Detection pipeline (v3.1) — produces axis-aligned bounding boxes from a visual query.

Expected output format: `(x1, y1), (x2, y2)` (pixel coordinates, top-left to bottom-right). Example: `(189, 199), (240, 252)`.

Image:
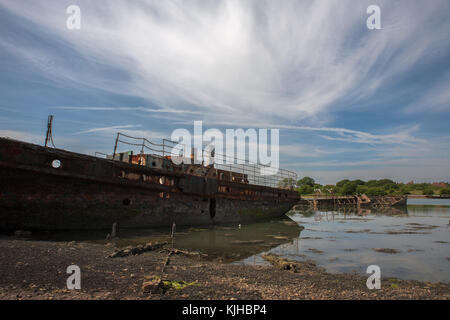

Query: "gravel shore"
(0, 238), (448, 300)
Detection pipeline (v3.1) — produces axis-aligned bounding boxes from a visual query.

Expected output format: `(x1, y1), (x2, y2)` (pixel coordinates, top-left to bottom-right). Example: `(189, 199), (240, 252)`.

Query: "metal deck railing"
(97, 132), (297, 189)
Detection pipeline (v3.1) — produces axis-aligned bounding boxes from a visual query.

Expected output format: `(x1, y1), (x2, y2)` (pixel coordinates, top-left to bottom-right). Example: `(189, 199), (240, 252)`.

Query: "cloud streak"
(75, 124), (142, 135)
(1, 0), (449, 183)
(2, 0), (449, 124)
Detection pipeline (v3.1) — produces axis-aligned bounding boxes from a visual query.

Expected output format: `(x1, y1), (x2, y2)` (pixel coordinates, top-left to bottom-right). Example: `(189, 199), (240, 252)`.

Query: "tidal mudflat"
(0, 237), (448, 300)
(238, 199), (450, 284)
(0, 199), (448, 299)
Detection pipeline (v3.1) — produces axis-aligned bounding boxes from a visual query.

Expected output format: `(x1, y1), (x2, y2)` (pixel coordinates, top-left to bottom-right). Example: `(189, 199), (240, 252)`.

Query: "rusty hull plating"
(0, 138), (300, 230)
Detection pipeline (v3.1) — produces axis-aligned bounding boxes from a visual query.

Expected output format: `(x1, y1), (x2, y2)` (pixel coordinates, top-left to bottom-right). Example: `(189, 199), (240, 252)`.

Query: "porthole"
(51, 159), (61, 168)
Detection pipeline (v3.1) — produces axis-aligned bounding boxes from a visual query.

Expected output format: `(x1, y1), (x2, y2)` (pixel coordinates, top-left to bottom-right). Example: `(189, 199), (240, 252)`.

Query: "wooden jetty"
(294, 195), (407, 210)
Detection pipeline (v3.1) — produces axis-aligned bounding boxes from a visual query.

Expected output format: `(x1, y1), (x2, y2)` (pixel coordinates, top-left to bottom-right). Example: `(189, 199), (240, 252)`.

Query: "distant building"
(406, 180), (414, 185)
(432, 182), (449, 188)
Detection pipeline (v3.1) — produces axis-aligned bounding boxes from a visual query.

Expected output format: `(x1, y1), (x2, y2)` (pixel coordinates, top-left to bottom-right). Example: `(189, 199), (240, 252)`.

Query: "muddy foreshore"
(0, 238), (449, 300)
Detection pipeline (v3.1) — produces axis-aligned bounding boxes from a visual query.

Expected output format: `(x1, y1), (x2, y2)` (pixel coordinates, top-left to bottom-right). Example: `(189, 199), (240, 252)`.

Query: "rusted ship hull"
(0, 138), (299, 230)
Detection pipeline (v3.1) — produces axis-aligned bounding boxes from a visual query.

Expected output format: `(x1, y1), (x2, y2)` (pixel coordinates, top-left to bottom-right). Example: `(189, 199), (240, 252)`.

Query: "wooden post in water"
(171, 223), (176, 249)
(111, 222), (117, 238)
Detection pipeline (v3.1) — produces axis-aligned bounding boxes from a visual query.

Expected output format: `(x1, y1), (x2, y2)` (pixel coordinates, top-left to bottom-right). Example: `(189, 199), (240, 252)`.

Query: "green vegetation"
(296, 176), (315, 187)
(295, 176), (317, 195)
(162, 280), (199, 290)
(294, 177), (449, 196)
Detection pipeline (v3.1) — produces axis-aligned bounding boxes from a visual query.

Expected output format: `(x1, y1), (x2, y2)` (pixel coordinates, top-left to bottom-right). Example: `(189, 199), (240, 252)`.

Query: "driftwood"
(262, 253), (317, 273)
(107, 242), (167, 258)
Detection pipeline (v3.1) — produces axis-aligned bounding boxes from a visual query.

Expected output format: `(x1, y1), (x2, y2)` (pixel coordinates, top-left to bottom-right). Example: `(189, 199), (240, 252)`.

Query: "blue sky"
(0, 0), (449, 184)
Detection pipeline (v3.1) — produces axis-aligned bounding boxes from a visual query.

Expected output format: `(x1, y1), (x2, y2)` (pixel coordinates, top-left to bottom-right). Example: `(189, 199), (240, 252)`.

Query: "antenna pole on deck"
(139, 138), (145, 165)
(112, 133), (119, 159)
(44, 115), (55, 148)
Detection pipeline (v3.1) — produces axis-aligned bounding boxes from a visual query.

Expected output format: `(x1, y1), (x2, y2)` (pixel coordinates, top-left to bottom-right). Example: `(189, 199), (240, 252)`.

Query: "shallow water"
(19, 218), (303, 263)
(237, 199), (450, 283)
(12, 199), (449, 283)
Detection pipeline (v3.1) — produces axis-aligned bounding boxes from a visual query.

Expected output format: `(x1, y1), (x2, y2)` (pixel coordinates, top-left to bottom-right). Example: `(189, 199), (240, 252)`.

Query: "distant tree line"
(290, 177), (450, 196)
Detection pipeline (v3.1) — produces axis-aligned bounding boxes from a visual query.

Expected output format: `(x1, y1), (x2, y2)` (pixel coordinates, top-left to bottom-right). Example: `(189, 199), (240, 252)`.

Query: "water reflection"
(299, 206), (409, 219)
(238, 200), (450, 283)
(18, 217), (303, 263)
(171, 218), (303, 262)
(8, 199), (449, 283)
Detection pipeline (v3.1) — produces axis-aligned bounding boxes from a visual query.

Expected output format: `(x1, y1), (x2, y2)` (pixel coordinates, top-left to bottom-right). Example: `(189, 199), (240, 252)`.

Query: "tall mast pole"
(45, 115), (54, 147)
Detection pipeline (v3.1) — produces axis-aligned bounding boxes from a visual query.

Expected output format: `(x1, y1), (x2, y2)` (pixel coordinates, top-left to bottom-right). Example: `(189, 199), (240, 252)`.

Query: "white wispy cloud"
(278, 125), (425, 146)
(55, 106), (205, 115)
(75, 124), (142, 134)
(1, 0), (449, 183)
(74, 125), (166, 141)
(0, 129), (42, 144)
(1, 0), (449, 124)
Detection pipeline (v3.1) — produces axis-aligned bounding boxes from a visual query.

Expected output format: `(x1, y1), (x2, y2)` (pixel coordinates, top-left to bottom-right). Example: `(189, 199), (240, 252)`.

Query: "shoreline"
(0, 238), (448, 300)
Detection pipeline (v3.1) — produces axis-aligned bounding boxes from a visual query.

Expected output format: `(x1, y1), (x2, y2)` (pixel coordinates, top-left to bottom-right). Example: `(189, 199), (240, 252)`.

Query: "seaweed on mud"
(405, 223), (439, 230)
(371, 230), (431, 235)
(230, 240), (265, 244)
(108, 242), (167, 258)
(345, 229), (371, 234)
(373, 248), (401, 254)
(262, 254), (317, 273)
(300, 237), (323, 240)
(307, 248), (324, 254)
(407, 249), (424, 252)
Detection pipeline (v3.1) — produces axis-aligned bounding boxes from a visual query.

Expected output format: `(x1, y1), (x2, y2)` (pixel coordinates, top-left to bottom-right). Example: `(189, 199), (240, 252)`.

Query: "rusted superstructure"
(0, 138), (299, 230)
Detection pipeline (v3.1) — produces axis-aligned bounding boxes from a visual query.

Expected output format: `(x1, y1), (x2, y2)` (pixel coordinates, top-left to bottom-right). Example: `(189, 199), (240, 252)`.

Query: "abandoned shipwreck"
(0, 136), (299, 230)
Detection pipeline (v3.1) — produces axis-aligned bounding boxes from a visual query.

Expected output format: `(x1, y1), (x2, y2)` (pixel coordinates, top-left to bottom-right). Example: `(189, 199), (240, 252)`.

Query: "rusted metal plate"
(178, 175), (218, 196)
